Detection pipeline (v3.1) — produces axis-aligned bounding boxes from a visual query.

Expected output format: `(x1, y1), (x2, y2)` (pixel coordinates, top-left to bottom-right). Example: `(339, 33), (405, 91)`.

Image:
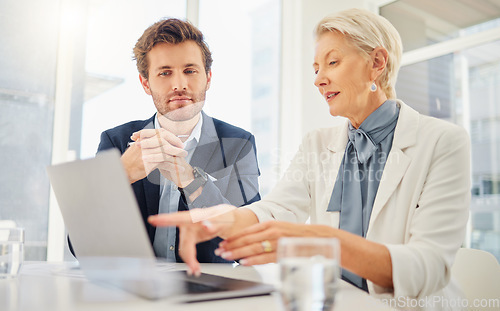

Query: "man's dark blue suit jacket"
(96, 112), (261, 263)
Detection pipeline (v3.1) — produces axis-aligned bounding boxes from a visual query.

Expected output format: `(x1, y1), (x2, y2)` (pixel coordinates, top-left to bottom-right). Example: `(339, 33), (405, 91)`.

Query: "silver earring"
(370, 82), (377, 92)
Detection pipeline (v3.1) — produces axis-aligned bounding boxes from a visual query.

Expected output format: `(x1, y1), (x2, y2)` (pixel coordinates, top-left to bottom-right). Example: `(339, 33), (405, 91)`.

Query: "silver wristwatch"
(179, 167), (208, 198)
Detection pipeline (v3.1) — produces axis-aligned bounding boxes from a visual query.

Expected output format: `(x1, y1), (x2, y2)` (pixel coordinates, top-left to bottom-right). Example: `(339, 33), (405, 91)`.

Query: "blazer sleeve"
(384, 125), (471, 298)
(245, 132), (314, 223)
(98, 131), (114, 151)
(97, 130), (127, 154)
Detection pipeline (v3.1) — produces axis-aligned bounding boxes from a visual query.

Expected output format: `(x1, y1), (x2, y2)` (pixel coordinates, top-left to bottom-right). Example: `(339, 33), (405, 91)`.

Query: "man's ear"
(139, 74), (152, 95)
(205, 70), (212, 91)
(370, 47), (388, 81)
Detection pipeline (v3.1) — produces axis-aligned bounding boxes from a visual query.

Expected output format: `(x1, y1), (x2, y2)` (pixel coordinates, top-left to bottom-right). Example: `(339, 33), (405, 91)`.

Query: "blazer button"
(169, 245), (174, 251)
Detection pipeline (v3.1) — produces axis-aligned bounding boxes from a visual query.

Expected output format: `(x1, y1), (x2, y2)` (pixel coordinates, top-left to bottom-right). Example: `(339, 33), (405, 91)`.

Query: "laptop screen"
(46, 149), (274, 301)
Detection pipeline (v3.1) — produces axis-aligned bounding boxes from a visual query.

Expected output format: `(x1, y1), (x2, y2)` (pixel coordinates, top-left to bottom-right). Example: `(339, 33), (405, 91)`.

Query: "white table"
(0, 262), (393, 311)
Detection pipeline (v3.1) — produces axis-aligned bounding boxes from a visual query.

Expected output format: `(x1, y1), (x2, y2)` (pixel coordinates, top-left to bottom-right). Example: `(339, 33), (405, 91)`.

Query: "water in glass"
(0, 241), (23, 278)
(280, 255), (339, 311)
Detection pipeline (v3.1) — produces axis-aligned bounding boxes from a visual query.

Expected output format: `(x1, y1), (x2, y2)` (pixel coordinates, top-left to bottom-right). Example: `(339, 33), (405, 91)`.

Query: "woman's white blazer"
(247, 100), (470, 303)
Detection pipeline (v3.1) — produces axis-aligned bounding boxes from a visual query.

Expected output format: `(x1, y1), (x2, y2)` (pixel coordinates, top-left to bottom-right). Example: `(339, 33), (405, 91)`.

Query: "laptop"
(46, 149), (274, 301)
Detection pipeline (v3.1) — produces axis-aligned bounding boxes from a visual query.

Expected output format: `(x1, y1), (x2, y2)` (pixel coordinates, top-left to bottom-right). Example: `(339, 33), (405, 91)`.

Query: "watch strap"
(179, 167), (208, 198)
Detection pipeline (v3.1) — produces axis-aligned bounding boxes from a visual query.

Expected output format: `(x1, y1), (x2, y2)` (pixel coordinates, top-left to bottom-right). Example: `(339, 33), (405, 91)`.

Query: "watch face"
(194, 167), (208, 181)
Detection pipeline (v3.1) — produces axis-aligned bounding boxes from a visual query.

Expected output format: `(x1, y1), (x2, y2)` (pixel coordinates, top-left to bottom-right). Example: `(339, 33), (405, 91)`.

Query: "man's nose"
(172, 74), (188, 91)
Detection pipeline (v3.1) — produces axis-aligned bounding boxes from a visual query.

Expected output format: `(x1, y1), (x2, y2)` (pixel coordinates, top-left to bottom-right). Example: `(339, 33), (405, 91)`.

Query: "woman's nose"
(314, 70), (328, 88)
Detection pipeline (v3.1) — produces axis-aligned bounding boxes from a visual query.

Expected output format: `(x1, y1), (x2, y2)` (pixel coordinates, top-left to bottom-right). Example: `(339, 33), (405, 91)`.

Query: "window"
(198, 0), (281, 195)
(0, 0), (187, 261)
(381, 0), (500, 52)
(0, 0), (61, 260)
(381, 0), (500, 261)
(1, 0), (283, 260)
(79, 0), (187, 159)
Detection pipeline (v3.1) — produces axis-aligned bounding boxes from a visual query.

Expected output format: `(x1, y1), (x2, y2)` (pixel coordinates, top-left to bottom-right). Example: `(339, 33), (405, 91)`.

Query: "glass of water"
(0, 227), (24, 278)
(278, 237), (340, 311)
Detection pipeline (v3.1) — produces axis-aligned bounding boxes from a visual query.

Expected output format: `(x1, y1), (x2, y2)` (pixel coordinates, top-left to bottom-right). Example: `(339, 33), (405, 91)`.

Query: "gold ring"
(261, 240), (273, 253)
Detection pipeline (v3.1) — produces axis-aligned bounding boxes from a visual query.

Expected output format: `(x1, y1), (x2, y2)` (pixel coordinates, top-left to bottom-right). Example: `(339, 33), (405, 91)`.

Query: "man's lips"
(169, 96), (192, 103)
(324, 91), (340, 101)
(168, 96), (193, 107)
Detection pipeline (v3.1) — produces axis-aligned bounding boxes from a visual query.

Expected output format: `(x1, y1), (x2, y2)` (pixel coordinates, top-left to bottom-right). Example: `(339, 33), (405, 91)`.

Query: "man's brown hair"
(133, 18), (213, 79)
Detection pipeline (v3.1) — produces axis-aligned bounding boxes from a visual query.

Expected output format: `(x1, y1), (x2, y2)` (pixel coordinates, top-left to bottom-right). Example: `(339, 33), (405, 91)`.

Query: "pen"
(127, 134), (189, 147)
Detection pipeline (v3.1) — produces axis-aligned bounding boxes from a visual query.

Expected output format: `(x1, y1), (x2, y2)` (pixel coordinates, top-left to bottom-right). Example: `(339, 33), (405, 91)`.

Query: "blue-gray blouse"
(327, 99), (400, 290)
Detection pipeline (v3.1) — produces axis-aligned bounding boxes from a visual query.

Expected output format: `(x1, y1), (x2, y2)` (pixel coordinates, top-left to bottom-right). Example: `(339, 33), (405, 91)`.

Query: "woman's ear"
(370, 47), (388, 81)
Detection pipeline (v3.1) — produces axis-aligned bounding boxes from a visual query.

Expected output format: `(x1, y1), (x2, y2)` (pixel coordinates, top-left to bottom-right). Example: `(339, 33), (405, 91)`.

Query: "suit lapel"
(327, 119), (349, 154)
(190, 111), (220, 169)
(369, 101), (419, 227)
(177, 112), (219, 215)
(324, 120), (349, 210)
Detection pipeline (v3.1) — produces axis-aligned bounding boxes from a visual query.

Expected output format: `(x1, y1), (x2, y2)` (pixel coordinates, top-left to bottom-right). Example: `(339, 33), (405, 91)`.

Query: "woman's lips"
(325, 92), (340, 102)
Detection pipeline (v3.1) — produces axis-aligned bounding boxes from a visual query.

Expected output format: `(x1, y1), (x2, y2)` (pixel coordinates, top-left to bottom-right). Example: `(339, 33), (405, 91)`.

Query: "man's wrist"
(179, 167), (208, 199)
(121, 158), (142, 184)
(121, 143), (147, 184)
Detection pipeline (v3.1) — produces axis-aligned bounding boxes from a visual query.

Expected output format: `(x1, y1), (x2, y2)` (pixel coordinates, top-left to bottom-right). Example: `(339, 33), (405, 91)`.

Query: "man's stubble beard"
(151, 89), (206, 122)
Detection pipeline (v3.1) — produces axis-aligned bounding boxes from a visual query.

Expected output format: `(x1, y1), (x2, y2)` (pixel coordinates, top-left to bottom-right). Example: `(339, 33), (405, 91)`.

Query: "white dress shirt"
(153, 114), (203, 261)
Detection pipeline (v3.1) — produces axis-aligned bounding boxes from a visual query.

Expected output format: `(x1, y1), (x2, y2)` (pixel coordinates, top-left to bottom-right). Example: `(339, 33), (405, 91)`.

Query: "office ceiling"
(381, 0), (500, 52)
(399, 0), (500, 30)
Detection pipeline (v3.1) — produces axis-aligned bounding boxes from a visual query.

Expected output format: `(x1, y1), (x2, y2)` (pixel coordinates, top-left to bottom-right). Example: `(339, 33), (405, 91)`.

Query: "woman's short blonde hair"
(315, 8), (402, 99)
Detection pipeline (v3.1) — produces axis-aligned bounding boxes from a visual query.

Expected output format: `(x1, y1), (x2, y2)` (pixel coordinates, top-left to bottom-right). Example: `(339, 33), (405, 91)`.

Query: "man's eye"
(159, 72), (170, 76)
(185, 69), (196, 74)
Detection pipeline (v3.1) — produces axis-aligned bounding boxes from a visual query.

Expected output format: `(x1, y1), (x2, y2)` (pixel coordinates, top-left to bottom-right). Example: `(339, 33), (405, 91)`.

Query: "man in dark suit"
(96, 18), (260, 263)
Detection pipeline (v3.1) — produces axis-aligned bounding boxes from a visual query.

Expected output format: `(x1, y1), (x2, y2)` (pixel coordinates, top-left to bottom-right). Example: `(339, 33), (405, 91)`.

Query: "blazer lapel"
(324, 120), (349, 209)
(327, 119), (349, 154)
(190, 111), (220, 169)
(177, 112), (219, 215)
(369, 101), (418, 226)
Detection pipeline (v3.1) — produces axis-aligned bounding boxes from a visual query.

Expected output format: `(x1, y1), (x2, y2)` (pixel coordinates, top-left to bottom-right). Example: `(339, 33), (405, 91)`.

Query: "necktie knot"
(348, 127), (377, 164)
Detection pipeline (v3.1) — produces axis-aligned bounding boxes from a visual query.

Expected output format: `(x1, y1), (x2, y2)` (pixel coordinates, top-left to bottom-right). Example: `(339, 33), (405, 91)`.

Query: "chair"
(451, 248), (500, 310)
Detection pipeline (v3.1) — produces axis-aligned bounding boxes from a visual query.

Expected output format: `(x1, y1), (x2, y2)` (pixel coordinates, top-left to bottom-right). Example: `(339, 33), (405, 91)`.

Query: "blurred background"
(1, 0), (499, 263)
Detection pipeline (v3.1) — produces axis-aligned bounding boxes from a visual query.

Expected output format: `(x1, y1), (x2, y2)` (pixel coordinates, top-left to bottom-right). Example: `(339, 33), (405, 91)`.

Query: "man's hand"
(121, 142), (147, 184)
(126, 129), (194, 186)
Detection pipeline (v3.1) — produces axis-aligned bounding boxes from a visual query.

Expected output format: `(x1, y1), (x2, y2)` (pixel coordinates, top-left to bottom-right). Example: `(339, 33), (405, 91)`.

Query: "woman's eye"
(329, 61), (337, 65)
